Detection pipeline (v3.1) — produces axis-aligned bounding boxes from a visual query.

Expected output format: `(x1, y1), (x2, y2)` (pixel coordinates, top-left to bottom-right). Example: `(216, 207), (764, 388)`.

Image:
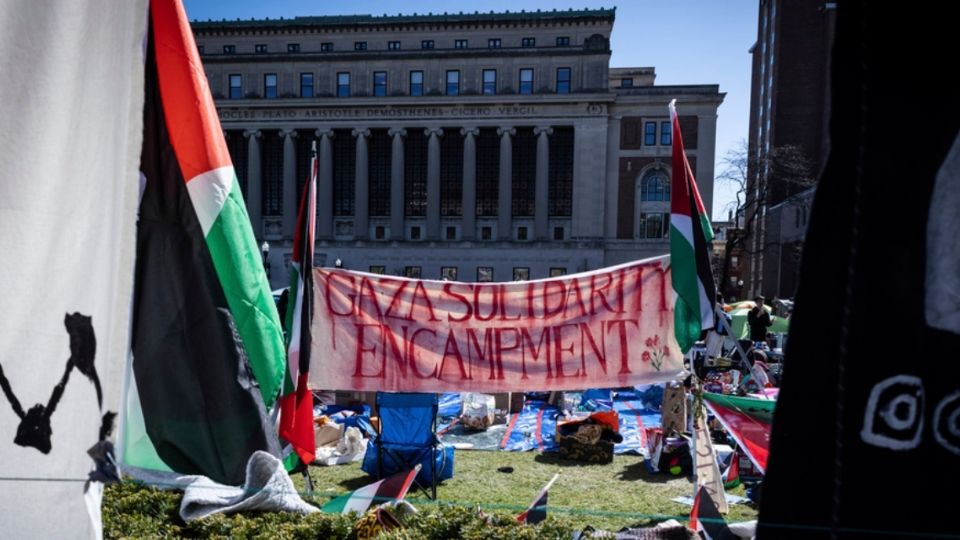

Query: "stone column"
(496, 127), (515, 241)
(352, 128), (370, 239)
(280, 129), (298, 238)
(389, 128), (406, 240)
(315, 129), (335, 239)
(243, 129), (262, 239)
(460, 127), (479, 241)
(696, 114), (718, 220)
(533, 126), (553, 240)
(425, 128), (443, 240)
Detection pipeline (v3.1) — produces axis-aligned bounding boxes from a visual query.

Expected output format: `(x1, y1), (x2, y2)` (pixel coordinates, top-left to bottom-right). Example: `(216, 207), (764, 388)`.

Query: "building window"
(488, 38), (501, 48)
(476, 128), (499, 217)
(375, 226), (386, 240)
(445, 226), (457, 240)
(368, 130), (392, 217)
(553, 227), (565, 240)
(228, 74), (242, 99)
(517, 226), (529, 240)
(369, 265), (385, 274)
(477, 267), (493, 282)
(388, 41), (401, 50)
(264, 73), (278, 99)
(638, 213), (670, 239)
(410, 226), (422, 240)
(660, 121), (672, 145)
(482, 69), (497, 95)
(446, 70), (460, 96)
(404, 266), (422, 278)
(421, 40), (434, 49)
(521, 37), (535, 47)
(441, 133), (464, 216)
(354, 41), (367, 51)
(300, 73), (313, 97)
(513, 267), (530, 281)
(261, 131), (283, 216)
(556, 36), (570, 46)
(512, 128), (536, 217)
(480, 226), (493, 240)
(455, 39), (468, 49)
(225, 131), (249, 196)
(255, 44), (267, 54)
(550, 267), (567, 277)
(549, 127), (574, 217)
(288, 43), (300, 53)
(519, 68), (534, 94)
(404, 131), (427, 216)
(640, 170), (671, 201)
(337, 72), (350, 97)
(409, 71), (424, 96)
(223, 44), (235, 54)
(332, 129), (356, 216)
(321, 42), (333, 52)
(556, 67), (571, 94)
(373, 71), (387, 97)
(198, 45), (205, 55)
(621, 78), (634, 88)
(644, 122), (657, 146)
(441, 267), (458, 281)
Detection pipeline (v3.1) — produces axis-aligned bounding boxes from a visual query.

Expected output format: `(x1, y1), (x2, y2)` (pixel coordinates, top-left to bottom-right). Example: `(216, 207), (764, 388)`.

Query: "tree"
(715, 142), (817, 299)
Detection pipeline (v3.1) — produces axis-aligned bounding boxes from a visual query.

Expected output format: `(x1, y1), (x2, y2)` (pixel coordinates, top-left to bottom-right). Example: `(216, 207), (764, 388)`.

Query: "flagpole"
(542, 472), (560, 494)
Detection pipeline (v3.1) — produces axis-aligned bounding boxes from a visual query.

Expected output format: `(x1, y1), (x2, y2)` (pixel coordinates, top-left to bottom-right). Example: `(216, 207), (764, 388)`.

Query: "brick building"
(745, 0), (835, 299)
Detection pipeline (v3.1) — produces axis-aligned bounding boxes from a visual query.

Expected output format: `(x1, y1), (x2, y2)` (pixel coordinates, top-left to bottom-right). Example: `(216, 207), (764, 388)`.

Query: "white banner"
(310, 256), (685, 392)
(0, 1), (147, 536)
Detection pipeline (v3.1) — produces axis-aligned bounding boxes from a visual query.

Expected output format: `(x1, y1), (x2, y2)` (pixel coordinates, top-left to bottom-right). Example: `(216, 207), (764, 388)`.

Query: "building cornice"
(192, 8), (616, 35)
(201, 47), (610, 64)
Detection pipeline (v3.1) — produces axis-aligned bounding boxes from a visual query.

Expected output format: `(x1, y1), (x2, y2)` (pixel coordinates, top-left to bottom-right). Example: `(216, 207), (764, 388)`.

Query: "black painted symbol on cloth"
(0, 312), (102, 454)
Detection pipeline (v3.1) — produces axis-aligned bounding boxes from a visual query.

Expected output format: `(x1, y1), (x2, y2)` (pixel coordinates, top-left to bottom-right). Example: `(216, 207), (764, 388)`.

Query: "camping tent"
(727, 303), (790, 340)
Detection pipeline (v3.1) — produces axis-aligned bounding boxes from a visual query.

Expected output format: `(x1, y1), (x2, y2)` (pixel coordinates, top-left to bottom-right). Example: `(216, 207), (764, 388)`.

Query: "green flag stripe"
(670, 219), (702, 352)
(204, 179), (286, 407)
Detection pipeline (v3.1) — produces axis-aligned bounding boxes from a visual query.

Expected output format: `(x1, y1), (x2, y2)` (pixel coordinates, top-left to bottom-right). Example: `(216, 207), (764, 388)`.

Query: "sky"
(183, 0), (759, 219)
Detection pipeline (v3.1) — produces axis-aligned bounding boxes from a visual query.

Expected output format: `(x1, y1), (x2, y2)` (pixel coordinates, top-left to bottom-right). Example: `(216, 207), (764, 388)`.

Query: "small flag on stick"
(322, 465), (420, 515)
(516, 472), (560, 525)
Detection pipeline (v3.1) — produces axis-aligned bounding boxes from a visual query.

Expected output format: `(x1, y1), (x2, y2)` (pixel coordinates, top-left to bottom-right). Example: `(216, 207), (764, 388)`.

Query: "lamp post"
(334, 257), (343, 269)
(261, 241), (271, 282)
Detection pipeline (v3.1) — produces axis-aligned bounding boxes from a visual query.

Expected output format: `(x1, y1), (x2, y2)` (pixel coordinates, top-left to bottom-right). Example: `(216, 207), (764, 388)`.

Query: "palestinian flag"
(690, 486), (735, 540)
(322, 466), (419, 515)
(125, 0), (286, 485)
(669, 99), (716, 353)
(721, 450), (741, 489)
(279, 143), (318, 466)
(516, 473), (559, 525)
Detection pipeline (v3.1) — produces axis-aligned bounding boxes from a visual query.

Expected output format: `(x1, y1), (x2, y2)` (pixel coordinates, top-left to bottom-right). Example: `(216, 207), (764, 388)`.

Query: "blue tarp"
(611, 388), (662, 456)
(566, 386), (663, 456)
(499, 400), (561, 452)
(438, 392), (461, 418)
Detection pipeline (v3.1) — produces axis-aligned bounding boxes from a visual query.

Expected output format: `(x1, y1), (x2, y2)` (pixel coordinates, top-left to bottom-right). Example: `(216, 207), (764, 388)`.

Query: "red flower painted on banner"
(643, 335), (667, 371)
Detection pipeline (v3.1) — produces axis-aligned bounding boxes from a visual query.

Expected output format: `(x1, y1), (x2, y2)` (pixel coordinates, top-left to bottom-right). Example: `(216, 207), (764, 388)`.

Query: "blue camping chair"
(363, 392), (451, 500)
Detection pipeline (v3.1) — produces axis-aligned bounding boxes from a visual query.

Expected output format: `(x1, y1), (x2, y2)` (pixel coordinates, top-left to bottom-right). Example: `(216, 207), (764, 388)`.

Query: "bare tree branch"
(714, 141), (816, 298)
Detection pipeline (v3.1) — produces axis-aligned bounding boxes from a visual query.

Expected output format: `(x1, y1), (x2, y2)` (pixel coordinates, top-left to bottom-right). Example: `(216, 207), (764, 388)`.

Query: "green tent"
(727, 303), (790, 340)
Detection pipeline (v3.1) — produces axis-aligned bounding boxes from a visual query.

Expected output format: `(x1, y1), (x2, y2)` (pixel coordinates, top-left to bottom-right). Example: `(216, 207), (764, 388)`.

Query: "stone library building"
(192, 8), (723, 287)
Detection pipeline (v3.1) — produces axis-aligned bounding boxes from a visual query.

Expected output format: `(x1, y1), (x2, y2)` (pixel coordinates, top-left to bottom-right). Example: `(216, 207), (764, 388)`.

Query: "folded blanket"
(177, 450), (318, 521)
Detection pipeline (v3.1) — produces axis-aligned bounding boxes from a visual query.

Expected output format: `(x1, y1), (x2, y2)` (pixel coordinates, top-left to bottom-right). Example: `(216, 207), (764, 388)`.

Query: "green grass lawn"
(103, 450), (759, 537)
(298, 450), (758, 532)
